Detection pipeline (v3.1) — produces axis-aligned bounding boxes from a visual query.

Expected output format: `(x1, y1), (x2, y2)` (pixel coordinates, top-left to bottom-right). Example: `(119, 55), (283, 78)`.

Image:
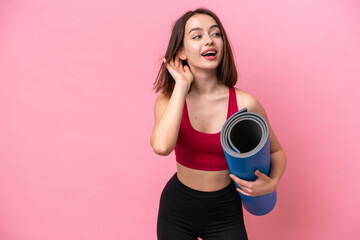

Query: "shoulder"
(233, 87), (258, 111)
(155, 92), (170, 105)
(233, 87), (267, 118)
(154, 92), (170, 118)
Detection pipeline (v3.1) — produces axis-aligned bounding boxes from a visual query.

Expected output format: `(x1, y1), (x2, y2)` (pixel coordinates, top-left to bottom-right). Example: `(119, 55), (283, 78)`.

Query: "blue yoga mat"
(220, 108), (277, 216)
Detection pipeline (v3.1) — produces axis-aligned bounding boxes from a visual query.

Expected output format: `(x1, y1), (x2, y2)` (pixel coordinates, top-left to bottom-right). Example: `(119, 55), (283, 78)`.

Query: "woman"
(150, 8), (286, 240)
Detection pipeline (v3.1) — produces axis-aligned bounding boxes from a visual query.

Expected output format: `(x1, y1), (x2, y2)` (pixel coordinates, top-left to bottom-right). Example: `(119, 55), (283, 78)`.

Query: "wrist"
(174, 81), (190, 94)
(270, 177), (280, 190)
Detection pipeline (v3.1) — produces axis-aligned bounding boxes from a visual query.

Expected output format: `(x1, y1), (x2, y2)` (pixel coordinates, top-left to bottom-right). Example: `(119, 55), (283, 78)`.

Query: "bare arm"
(150, 56), (194, 156)
(150, 83), (189, 155)
(230, 90), (286, 196)
(249, 97), (286, 188)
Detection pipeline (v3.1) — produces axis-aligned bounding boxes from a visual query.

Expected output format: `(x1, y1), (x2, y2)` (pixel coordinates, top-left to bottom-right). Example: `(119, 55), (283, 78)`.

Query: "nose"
(204, 34), (214, 45)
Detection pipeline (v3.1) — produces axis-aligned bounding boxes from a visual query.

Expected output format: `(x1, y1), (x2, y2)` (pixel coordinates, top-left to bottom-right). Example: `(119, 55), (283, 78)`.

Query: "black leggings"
(157, 173), (248, 240)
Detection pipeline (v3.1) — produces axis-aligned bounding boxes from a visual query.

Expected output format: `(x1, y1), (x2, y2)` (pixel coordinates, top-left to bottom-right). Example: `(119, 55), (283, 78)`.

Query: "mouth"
(201, 50), (218, 60)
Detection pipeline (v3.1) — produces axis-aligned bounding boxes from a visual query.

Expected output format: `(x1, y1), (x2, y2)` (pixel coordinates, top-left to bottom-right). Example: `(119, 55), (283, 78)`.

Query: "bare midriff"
(176, 162), (232, 192)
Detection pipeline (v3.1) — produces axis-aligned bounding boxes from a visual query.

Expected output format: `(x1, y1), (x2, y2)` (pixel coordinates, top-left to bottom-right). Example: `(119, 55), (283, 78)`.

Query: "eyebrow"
(188, 25), (220, 35)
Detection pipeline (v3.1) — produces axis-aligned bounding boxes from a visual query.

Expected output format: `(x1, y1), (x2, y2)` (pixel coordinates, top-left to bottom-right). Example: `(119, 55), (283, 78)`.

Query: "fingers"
(179, 58), (183, 71)
(162, 56), (184, 73)
(229, 174), (251, 188)
(162, 57), (170, 69)
(181, 60), (185, 71)
(255, 170), (271, 182)
(162, 56), (194, 85)
(230, 172), (275, 197)
(174, 55), (180, 68)
(163, 57), (174, 71)
(236, 187), (251, 196)
(229, 174), (254, 193)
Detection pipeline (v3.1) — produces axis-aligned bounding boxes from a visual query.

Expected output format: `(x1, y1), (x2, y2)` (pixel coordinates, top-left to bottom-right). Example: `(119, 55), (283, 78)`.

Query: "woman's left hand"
(229, 170), (277, 197)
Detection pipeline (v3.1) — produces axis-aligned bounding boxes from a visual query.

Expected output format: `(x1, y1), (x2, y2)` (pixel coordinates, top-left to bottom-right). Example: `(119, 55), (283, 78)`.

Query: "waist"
(176, 162), (232, 192)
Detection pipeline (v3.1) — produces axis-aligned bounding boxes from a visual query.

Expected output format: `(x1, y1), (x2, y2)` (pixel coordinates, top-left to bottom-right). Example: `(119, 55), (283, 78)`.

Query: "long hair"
(153, 8), (238, 96)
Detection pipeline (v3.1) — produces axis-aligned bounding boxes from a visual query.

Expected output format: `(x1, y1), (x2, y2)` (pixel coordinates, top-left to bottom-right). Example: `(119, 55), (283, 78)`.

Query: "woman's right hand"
(162, 56), (194, 91)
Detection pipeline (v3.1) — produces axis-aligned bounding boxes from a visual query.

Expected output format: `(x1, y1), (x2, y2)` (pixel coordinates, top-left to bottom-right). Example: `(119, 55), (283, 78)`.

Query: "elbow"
(151, 141), (173, 156)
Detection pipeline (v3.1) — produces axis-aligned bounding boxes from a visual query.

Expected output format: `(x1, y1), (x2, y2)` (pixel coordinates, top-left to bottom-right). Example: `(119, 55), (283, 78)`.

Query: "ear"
(177, 47), (187, 60)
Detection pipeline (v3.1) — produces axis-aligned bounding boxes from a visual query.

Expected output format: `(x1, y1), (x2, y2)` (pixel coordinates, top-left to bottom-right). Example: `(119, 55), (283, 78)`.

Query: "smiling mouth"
(201, 51), (217, 57)
(202, 52), (217, 60)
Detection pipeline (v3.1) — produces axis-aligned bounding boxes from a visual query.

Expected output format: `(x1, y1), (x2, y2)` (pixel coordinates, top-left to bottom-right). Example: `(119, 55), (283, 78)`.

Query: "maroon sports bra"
(174, 87), (239, 171)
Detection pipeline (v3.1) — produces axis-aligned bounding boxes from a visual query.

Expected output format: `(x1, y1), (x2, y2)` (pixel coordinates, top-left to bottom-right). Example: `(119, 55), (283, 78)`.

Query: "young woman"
(150, 8), (286, 240)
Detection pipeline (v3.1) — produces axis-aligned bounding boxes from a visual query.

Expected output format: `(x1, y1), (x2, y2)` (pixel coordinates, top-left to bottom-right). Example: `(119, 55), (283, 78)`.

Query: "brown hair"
(153, 8), (238, 96)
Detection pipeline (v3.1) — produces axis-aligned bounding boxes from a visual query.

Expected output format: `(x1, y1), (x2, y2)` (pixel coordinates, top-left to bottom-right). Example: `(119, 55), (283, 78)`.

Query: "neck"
(189, 69), (220, 96)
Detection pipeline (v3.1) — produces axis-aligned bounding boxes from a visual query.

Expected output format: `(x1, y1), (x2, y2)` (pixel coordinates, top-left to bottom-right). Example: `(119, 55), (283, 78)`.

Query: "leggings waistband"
(170, 172), (236, 198)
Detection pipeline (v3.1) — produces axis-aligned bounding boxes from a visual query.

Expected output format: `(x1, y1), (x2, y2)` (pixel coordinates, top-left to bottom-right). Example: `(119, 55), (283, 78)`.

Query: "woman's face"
(180, 14), (223, 72)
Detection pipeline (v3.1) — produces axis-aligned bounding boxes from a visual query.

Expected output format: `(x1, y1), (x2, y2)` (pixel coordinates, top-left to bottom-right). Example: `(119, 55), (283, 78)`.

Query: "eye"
(192, 33), (221, 39)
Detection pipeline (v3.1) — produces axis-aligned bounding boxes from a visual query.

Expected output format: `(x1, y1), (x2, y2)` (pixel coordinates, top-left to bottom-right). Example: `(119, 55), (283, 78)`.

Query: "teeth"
(202, 52), (217, 57)
(202, 51), (216, 55)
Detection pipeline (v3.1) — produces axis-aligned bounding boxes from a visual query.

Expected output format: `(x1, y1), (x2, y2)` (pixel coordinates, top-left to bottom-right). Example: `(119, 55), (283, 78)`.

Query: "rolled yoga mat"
(220, 108), (277, 216)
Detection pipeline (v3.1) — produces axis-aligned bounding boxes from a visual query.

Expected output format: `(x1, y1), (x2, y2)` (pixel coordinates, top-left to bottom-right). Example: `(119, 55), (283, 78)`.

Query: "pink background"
(1, 0), (359, 239)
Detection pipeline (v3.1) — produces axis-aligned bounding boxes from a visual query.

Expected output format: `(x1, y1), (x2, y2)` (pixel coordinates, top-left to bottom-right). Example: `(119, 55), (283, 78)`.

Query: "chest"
(185, 95), (228, 134)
